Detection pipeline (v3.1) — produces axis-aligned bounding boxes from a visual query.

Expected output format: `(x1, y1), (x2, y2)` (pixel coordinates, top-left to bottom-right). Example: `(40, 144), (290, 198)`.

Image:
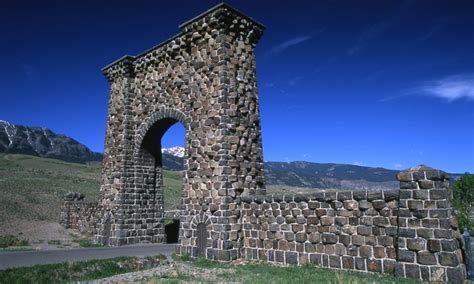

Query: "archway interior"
(141, 117), (185, 243)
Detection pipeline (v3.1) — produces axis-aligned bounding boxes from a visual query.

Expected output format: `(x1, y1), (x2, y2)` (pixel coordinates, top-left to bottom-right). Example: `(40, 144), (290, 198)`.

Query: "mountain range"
(0, 120), (461, 190)
(0, 120), (102, 164)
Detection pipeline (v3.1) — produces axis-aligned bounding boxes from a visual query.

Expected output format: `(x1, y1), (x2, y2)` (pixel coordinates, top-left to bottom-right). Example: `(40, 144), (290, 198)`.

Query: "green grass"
(0, 235), (29, 248)
(0, 256), (164, 283)
(77, 239), (103, 248)
(163, 258), (424, 284)
(0, 154), (183, 227)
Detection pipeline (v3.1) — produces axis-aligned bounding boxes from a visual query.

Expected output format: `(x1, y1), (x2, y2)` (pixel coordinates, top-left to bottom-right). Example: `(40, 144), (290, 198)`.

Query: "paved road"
(0, 244), (176, 270)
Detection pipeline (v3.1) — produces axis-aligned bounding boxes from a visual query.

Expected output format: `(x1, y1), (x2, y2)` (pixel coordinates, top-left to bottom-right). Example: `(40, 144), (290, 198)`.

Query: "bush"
(452, 173), (474, 231)
(0, 235), (29, 248)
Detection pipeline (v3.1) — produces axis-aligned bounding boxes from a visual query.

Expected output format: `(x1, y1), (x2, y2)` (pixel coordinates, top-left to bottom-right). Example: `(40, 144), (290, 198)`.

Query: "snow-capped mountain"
(161, 146), (185, 157)
(0, 120), (102, 164)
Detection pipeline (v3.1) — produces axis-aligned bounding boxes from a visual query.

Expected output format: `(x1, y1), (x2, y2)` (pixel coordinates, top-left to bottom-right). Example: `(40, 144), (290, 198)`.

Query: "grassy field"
(0, 255), (424, 284)
(0, 255), (167, 283)
(0, 154), (183, 228)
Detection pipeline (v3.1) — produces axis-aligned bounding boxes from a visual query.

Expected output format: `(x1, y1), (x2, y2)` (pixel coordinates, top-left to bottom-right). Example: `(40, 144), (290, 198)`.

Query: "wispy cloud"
(353, 161), (365, 166)
(393, 163), (404, 170)
(417, 23), (445, 42)
(266, 29), (324, 57)
(380, 73), (474, 102)
(348, 20), (392, 55)
(414, 73), (474, 101)
(348, 0), (413, 55)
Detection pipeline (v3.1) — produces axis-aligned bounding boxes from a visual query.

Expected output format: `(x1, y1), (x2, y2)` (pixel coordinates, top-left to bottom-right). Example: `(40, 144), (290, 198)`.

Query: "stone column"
(396, 165), (466, 282)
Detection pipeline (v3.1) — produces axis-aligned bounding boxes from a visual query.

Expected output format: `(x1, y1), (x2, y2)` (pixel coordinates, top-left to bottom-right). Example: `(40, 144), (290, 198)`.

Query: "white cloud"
(267, 36), (312, 56)
(379, 73), (474, 102)
(266, 29), (324, 57)
(415, 74), (474, 101)
(353, 161), (365, 166)
(394, 163), (404, 170)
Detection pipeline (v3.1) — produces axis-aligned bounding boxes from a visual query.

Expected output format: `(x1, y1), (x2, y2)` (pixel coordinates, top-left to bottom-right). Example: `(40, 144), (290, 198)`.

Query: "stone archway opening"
(138, 115), (187, 244)
(161, 122), (185, 243)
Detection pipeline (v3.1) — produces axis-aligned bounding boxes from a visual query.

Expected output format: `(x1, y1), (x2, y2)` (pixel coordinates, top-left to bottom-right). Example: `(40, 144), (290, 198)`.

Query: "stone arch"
(134, 107), (189, 158)
(97, 3), (266, 260)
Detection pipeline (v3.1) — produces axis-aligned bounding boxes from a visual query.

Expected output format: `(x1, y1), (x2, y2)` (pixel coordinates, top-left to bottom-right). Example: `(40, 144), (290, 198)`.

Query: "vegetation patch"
(77, 239), (104, 248)
(0, 255), (167, 283)
(0, 235), (29, 248)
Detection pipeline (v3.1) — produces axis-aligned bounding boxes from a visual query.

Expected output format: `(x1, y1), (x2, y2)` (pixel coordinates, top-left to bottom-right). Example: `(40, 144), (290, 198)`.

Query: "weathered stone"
(438, 252), (459, 266)
(406, 238), (425, 252)
(398, 249), (415, 262)
(417, 251), (437, 265)
(322, 233), (337, 244)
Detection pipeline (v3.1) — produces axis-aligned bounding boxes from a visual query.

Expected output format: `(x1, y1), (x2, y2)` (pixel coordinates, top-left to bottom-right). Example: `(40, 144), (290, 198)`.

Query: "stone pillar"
(396, 165), (466, 282)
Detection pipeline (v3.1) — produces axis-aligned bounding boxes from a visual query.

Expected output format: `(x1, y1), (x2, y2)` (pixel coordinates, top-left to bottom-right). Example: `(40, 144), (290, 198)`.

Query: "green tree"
(452, 173), (474, 231)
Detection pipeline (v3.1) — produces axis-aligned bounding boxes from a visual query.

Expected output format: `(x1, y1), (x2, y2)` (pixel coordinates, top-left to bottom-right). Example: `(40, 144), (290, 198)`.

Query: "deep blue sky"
(1, 0), (473, 173)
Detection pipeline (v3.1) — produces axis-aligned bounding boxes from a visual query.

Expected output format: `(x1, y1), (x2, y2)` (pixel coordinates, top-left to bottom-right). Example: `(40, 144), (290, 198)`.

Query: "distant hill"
(0, 120), (102, 164)
(1, 121), (462, 190)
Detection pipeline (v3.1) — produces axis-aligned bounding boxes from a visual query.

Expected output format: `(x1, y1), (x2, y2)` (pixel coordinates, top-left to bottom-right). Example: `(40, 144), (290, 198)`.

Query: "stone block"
(343, 200), (358, 210)
(400, 181), (418, 189)
(405, 263), (420, 279)
(347, 245), (358, 256)
(322, 233), (337, 244)
(430, 189), (447, 200)
(407, 238), (426, 251)
(438, 252), (459, 266)
(399, 249), (415, 262)
(310, 253), (322, 265)
(417, 251), (437, 265)
(308, 232), (320, 244)
(307, 216), (319, 225)
(372, 200), (386, 210)
(352, 235), (364, 246)
(441, 239), (459, 252)
(359, 200), (372, 210)
(368, 191), (383, 201)
(430, 266), (446, 282)
(367, 259), (382, 273)
(275, 250), (285, 263)
(295, 232), (307, 242)
(447, 267), (465, 283)
(342, 256), (354, 269)
(355, 257), (366, 270)
(360, 245), (372, 257)
(285, 251), (298, 265)
(357, 225), (372, 236)
(353, 191), (367, 200)
(383, 259), (396, 273)
(320, 216), (334, 226)
(373, 246), (385, 258)
(399, 228), (416, 238)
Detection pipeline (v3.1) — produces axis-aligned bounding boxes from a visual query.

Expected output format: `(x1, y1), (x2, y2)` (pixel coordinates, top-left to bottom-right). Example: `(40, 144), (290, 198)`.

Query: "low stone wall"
(241, 190), (399, 273)
(240, 166), (466, 282)
(60, 198), (99, 236)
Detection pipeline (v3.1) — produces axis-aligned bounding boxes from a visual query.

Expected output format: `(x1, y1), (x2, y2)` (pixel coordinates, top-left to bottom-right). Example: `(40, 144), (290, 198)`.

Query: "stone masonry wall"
(61, 200), (99, 237)
(240, 165), (467, 282)
(241, 190), (399, 273)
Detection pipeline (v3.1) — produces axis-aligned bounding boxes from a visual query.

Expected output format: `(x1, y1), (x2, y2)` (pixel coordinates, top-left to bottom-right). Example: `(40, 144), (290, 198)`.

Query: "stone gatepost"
(396, 165), (466, 282)
(95, 3), (266, 261)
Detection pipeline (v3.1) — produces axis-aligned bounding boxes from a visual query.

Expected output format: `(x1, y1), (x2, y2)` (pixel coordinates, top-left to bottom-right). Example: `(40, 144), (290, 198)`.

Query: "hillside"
(0, 154), (182, 232)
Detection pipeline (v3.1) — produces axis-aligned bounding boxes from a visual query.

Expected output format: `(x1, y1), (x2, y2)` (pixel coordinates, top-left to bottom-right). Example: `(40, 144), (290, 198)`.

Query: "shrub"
(452, 173), (474, 231)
